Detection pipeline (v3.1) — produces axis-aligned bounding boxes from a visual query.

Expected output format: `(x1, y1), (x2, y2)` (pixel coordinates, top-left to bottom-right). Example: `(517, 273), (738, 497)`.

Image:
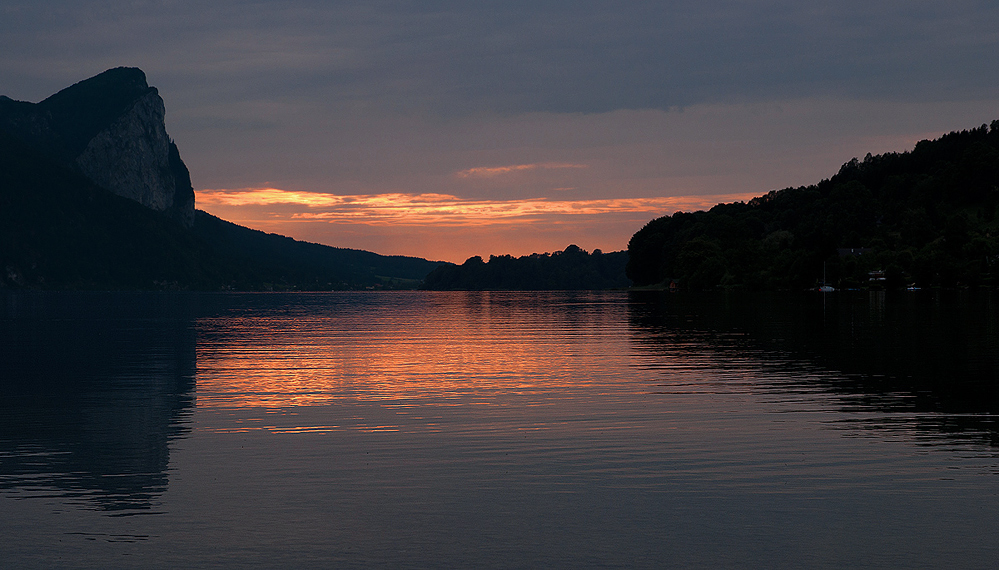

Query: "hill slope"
(420, 245), (630, 290)
(0, 69), (444, 290)
(627, 122), (999, 290)
(0, 129), (443, 290)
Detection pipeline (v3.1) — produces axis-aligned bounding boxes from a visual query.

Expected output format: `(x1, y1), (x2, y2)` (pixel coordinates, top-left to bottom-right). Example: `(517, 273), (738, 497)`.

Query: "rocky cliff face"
(74, 89), (195, 225)
(0, 68), (195, 226)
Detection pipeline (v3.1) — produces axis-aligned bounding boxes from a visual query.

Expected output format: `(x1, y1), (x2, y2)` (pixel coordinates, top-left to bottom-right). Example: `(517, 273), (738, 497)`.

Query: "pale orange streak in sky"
(455, 162), (588, 177)
(198, 189), (762, 227)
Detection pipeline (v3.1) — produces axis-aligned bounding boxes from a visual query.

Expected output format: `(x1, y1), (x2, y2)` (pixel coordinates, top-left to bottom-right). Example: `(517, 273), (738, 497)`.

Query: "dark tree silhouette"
(628, 122), (999, 290)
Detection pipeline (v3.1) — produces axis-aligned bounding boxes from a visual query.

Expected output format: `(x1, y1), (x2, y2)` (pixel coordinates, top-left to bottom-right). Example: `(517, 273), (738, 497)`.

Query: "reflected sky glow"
(194, 293), (632, 412)
(5, 291), (999, 568)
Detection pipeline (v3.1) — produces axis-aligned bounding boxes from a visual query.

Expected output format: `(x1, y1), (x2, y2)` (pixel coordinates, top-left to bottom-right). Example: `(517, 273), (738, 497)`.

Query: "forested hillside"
(628, 122), (999, 290)
(421, 245), (630, 290)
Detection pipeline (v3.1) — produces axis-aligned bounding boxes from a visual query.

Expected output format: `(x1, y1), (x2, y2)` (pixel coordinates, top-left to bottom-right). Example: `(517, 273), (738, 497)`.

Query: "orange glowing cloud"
(197, 189), (761, 227)
(455, 162), (588, 177)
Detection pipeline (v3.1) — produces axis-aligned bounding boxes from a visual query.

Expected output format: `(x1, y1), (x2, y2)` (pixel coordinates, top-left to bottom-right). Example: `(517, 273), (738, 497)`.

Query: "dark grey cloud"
(3, 0), (998, 114)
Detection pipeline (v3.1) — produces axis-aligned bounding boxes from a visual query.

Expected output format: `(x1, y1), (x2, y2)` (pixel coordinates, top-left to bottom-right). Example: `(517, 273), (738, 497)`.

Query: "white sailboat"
(818, 262), (835, 292)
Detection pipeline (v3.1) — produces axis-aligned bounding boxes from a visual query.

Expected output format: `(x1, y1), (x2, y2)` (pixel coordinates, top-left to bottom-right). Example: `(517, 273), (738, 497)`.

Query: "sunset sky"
(3, 1), (999, 262)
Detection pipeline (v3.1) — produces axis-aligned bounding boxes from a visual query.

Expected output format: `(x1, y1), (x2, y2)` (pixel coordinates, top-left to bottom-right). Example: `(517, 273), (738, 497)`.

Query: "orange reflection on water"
(194, 292), (633, 411)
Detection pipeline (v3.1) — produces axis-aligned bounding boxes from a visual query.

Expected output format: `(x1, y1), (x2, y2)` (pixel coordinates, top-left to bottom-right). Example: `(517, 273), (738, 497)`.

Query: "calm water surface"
(1, 290), (998, 568)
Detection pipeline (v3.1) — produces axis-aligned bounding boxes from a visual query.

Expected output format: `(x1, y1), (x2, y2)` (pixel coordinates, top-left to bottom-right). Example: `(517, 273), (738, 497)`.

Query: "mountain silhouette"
(0, 68), (445, 290)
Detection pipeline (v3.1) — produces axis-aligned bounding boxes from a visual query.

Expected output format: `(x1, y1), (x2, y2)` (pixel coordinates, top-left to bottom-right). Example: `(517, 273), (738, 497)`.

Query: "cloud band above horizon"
(198, 188), (759, 226)
(196, 188), (761, 261)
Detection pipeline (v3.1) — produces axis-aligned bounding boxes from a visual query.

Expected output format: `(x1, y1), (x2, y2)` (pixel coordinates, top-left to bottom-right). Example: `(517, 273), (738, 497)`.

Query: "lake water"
(2, 290), (998, 568)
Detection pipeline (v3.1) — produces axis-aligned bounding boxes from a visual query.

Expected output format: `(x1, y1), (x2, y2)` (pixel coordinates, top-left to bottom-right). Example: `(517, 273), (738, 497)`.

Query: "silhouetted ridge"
(36, 67), (155, 158)
(0, 68), (446, 290)
(421, 245), (630, 290)
(627, 121), (999, 290)
(193, 211), (447, 289)
(0, 67), (194, 224)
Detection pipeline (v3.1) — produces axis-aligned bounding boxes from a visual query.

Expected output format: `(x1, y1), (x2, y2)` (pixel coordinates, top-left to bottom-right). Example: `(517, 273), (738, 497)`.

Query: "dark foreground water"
(1, 290), (998, 568)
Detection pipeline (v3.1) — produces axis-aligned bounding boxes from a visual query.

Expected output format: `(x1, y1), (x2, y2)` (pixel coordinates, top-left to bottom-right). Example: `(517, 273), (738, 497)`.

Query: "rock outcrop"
(1, 67), (446, 291)
(0, 67), (195, 226)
